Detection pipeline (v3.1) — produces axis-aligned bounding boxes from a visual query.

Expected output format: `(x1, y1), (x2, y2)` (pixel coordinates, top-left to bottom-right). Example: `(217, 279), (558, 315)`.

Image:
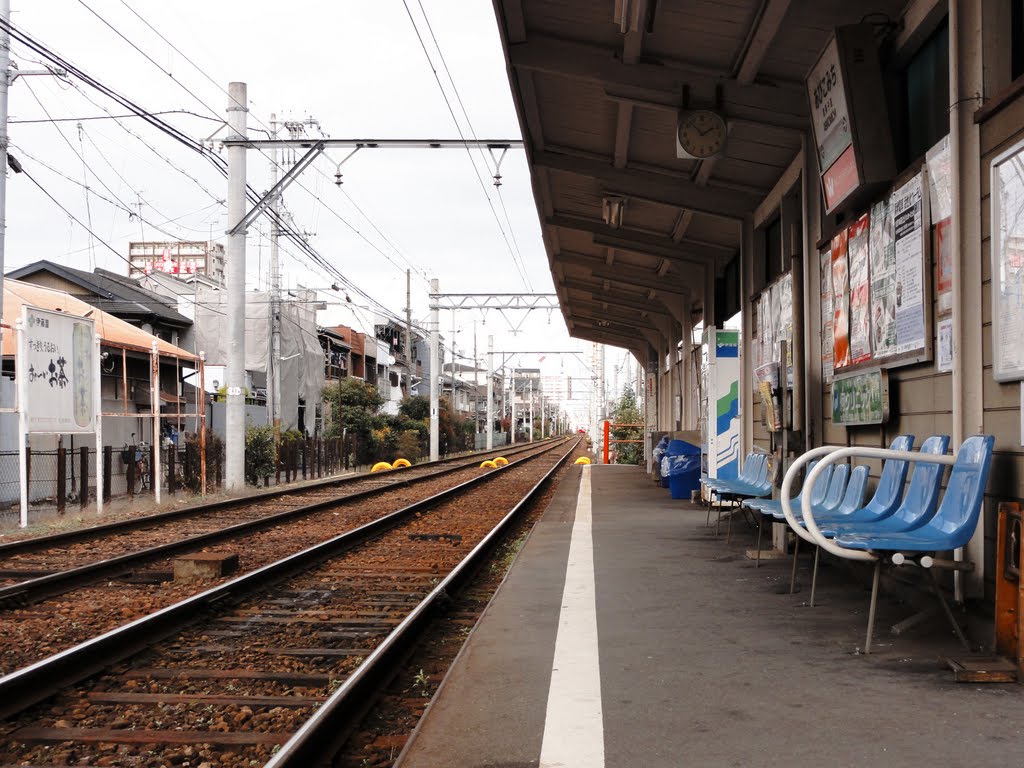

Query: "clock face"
(677, 110), (727, 159)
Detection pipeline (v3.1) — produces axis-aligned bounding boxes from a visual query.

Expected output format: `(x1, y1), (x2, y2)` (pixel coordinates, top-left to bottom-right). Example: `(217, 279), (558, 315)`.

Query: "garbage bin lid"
(666, 439), (701, 455)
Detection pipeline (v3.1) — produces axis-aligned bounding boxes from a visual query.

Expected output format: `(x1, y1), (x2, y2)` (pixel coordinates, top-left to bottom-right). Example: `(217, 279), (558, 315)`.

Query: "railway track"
(0, 440), (561, 675)
(0, 436), (580, 767)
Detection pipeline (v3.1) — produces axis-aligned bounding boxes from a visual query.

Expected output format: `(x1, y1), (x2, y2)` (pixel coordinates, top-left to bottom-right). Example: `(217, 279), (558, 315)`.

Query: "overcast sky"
(5, 0), (638, 426)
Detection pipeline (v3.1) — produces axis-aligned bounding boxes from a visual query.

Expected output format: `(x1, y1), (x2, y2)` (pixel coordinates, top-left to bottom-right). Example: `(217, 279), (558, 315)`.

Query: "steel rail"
(0, 440), (558, 608)
(0, 439), (553, 558)
(264, 437), (580, 767)
(0, 437), (576, 720)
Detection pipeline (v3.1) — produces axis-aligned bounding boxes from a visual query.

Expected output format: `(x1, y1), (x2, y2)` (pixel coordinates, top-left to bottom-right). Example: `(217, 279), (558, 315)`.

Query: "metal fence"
(0, 436), (352, 525)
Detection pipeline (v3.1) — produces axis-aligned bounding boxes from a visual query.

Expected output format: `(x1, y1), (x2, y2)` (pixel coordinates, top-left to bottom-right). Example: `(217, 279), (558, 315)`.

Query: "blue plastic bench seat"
(776, 434), (915, 526)
(834, 435), (994, 554)
(818, 436), (950, 538)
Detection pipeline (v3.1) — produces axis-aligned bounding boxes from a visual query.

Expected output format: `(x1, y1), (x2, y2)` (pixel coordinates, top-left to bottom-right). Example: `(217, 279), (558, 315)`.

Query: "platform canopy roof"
(492, 0), (921, 357)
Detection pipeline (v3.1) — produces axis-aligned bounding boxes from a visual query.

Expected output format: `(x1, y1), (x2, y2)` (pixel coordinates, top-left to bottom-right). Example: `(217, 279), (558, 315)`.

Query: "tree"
(610, 385), (644, 465)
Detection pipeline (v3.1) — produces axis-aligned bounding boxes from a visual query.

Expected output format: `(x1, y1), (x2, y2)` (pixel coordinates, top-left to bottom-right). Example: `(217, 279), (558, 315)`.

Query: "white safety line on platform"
(539, 465), (604, 768)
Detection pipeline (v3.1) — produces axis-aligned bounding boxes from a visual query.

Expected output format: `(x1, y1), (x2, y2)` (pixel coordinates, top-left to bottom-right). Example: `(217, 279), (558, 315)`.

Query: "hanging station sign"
(806, 25), (896, 215)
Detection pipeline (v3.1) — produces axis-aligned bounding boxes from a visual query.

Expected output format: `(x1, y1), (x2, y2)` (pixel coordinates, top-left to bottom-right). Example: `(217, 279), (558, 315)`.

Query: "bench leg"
(789, 535), (800, 593)
(865, 560), (882, 655)
(810, 546), (821, 607)
(926, 568), (971, 651)
(706, 494), (714, 527)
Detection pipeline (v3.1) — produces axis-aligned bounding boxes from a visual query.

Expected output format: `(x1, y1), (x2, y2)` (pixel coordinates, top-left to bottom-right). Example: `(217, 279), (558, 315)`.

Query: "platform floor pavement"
(396, 464), (1024, 768)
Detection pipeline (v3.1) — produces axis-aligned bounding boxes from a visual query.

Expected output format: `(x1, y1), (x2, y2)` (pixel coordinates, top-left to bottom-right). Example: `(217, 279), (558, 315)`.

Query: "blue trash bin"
(661, 440), (701, 500)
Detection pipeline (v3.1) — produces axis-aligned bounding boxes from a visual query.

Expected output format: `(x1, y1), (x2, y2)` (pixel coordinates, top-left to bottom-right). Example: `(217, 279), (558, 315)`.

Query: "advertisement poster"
(869, 197), (896, 357)
(820, 247), (834, 384)
(831, 369), (889, 425)
(935, 217), (953, 316)
(831, 228), (851, 370)
(937, 317), (953, 373)
(779, 272), (794, 385)
(20, 306), (97, 434)
(926, 135), (952, 222)
(848, 213), (872, 364)
(893, 173), (926, 355)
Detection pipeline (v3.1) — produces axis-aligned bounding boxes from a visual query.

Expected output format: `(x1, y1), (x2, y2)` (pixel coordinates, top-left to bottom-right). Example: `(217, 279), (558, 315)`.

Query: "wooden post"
(102, 446), (112, 502)
(57, 446), (66, 514)
(302, 438), (309, 480)
(276, 440), (282, 485)
(80, 446), (89, 509)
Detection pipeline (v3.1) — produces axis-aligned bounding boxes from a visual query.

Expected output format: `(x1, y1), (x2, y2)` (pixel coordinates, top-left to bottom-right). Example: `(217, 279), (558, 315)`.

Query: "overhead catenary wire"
(411, 0), (531, 289)
(7, 15), (440, 339)
(110, 0), (430, 287)
(400, 0), (533, 292)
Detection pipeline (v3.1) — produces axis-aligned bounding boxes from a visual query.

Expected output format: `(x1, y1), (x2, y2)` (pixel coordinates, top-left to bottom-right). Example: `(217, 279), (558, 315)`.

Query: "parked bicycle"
(120, 433), (151, 493)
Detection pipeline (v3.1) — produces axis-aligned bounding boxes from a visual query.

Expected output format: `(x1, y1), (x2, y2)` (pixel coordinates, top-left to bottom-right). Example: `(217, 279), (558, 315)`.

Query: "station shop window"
(1014, 1), (1024, 80)
(894, 19), (949, 166)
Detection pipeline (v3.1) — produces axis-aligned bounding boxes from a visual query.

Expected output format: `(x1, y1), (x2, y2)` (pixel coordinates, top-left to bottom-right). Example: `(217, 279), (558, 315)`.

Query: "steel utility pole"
(269, 113), (282, 448)
(510, 365), (516, 445)
(486, 335), (494, 449)
(224, 82), (248, 491)
(473, 322), (479, 437)
(528, 379), (534, 443)
(405, 269), (412, 397)
(450, 310), (456, 414)
(429, 278), (440, 460)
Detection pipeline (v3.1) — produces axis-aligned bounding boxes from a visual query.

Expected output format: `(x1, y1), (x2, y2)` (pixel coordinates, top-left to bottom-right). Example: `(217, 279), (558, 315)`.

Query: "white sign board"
(20, 306), (97, 434)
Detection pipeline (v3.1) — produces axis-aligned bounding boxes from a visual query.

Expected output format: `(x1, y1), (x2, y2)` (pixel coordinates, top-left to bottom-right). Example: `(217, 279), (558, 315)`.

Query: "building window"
(900, 19), (949, 164)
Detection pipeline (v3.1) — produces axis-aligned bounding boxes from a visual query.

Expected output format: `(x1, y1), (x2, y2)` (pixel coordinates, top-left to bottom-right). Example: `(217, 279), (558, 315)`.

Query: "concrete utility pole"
(450, 310), (456, 414)
(405, 269), (412, 397)
(486, 334), (494, 449)
(224, 82), (248, 491)
(429, 278), (439, 460)
(269, 113), (282, 447)
(0, 0), (10, 339)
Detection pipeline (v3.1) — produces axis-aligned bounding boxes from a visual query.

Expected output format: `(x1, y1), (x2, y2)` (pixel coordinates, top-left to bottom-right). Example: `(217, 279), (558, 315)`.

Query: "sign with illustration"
(20, 306), (97, 434)
(831, 368), (889, 426)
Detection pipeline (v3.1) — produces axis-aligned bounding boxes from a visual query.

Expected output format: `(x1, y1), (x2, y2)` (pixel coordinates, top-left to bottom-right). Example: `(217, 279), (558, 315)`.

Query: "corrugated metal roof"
(1, 278), (197, 360)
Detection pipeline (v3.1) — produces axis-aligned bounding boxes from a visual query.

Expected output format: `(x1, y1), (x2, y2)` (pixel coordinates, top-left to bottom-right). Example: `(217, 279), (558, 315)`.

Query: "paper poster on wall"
(820, 247), (834, 384)
(868, 197), (896, 358)
(937, 317), (953, 372)
(831, 229), (851, 369)
(926, 135), (952, 222)
(779, 272), (794, 385)
(893, 173), (927, 354)
(934, 217), (953, 317)
(848, 214), (872, 364)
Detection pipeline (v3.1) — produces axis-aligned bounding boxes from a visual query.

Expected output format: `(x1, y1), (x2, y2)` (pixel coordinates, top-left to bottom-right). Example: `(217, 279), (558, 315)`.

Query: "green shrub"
(245, 424), (276, 485)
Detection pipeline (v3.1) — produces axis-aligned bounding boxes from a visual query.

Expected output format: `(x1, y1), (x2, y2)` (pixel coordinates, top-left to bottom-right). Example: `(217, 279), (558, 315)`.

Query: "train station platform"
(397, 464), (1022, 768)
